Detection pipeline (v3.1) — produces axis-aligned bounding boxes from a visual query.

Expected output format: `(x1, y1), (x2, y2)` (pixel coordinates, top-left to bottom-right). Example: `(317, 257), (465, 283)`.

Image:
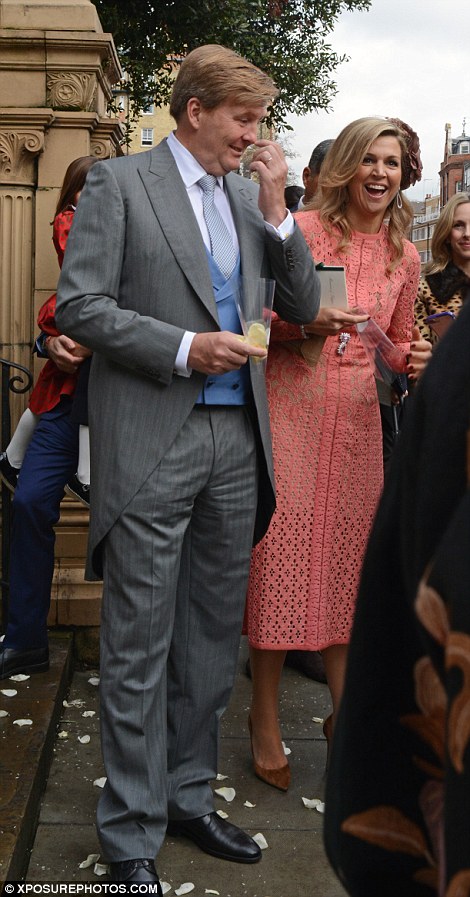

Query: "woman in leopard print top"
(415, 192), (470, 345)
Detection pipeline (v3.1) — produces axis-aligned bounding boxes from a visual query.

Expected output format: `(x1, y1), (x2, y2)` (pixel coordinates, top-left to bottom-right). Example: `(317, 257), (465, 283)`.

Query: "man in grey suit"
(56, 44), (319, 889)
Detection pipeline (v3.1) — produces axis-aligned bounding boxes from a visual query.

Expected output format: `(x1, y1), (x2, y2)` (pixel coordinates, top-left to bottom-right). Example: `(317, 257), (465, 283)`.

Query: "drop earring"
(396, 191), (403, 210)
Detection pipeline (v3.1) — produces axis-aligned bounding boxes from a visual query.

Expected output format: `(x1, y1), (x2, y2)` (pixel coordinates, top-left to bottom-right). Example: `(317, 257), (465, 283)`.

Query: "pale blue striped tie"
(198, 174), (237, 279)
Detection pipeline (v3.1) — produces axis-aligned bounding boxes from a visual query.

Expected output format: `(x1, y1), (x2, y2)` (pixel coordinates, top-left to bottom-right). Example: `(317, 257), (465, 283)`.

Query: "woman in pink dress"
(246, 117), (431, 790)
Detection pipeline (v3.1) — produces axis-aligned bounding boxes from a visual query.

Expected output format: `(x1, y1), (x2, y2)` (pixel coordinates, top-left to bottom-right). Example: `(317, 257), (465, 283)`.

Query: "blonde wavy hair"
(426, 193), (470, 275)
(311, 117), (413, 273)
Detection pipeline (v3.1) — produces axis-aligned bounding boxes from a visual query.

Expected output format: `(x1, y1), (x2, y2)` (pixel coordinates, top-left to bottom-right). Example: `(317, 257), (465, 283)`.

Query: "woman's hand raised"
(304, 308), (370, 338)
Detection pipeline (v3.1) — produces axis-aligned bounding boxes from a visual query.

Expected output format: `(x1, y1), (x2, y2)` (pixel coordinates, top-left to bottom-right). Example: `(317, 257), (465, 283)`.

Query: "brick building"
(411, 120), (470, 265)
(440, 121), (470, 204)
(411, 194), (441, 266)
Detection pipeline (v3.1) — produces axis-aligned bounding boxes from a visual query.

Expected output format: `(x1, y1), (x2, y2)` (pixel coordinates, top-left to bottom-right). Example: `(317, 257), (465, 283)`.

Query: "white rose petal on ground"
(244, 801), (256, 808)
(0, 710), (9, 717)
(94, 863), (109, 876)
(9, 674), (30, 682)
(312, 716), (324, 724)
(214, 786), (236, 802)
(78, 735), (91, 744)
(13, 718), (33, 726)
(79, 853), (100, 869)
(1, 689), (17, 697)
(175, 884), (195, 896)
(216, 810), (228, 819)
(58, 731), (69, 739)
(88, 677), (100, 686)
(216, 773), (228, 781)
(82, 710), (96, 717)
(63, 699), (85, 708)
(253, 833), (268, 850)
(93, 777), (107, 788)
(302, 797), (325, 813)
(282, 741), (291, 756)
(160, 884), (172, 895)
(205, 890), (220, 895)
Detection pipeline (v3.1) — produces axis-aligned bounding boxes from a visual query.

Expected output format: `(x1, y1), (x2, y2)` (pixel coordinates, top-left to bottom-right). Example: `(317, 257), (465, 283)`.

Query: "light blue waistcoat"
(196, 251), (251, 405)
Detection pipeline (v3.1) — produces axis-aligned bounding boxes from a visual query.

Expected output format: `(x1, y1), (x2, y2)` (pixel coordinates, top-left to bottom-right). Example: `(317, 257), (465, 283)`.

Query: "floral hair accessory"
(386, 117), (423, 190)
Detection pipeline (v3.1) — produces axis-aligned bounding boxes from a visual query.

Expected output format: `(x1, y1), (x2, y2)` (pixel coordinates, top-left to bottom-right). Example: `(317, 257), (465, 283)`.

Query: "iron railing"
(1, 358), (33, 630)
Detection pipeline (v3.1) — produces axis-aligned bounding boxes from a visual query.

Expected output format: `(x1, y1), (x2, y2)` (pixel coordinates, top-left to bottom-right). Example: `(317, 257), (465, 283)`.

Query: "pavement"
(0, 634), (347, 897)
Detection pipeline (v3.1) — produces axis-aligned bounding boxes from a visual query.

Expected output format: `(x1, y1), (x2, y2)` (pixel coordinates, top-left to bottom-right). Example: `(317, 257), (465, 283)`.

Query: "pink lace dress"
(246, 210), (420, 650)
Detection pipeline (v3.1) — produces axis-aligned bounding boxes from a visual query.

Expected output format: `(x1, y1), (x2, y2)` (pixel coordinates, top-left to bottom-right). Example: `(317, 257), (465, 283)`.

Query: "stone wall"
(1, 0), (125, 632)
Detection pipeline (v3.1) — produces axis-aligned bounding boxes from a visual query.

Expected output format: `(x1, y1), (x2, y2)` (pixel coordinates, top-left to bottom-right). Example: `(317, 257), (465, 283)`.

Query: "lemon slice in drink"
(247, 322), (267, 348)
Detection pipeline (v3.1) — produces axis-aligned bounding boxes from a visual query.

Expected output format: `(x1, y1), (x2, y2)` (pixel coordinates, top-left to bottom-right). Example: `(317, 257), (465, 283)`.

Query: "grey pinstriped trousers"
(97, 405), (258, 861)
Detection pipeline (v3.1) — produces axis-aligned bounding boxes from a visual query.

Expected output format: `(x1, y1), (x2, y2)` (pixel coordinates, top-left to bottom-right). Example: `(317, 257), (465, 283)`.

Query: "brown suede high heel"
(248, 715), (291, 792)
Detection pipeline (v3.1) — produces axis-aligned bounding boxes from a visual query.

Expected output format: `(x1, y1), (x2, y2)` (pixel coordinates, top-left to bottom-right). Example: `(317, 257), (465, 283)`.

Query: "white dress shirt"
(166, 131), (293, 374)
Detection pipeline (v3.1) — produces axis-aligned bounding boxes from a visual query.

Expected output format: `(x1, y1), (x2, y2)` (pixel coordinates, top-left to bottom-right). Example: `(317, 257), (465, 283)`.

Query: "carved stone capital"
(47, 71), (97, 112)
(0, 129), (44, 185)
(90, 118), (125, 159)
(90, 138), (110, 159)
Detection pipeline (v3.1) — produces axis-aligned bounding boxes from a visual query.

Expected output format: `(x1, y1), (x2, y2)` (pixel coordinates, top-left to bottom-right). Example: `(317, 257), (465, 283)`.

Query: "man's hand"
(46, 334), (92, 374)
(188, 331), (266, 375)
(250, 139), (288, 228)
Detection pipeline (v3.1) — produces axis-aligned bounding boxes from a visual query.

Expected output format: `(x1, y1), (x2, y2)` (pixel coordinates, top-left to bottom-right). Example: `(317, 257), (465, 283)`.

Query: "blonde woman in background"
(415, 192), (470, 344)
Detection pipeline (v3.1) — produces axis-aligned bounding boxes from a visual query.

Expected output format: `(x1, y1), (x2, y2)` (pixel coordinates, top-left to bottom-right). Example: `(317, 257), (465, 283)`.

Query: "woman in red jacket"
(0, 156), (97, 501)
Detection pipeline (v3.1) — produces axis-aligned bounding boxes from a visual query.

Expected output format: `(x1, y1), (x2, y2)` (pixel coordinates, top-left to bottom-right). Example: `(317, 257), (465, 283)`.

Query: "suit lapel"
(139, 141), (218, 322)
(225, 174), (263, 279)
(138, 144), (264, 320)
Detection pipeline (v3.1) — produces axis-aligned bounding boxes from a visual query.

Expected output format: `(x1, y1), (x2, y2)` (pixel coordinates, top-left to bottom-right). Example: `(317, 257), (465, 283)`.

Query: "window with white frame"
(143, 102), (154, 115)
(141, 128), (153, 146)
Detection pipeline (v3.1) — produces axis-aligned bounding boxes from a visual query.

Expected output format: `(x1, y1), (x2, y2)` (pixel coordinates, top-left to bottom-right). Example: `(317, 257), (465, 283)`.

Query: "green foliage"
(96, 0), (371, 129)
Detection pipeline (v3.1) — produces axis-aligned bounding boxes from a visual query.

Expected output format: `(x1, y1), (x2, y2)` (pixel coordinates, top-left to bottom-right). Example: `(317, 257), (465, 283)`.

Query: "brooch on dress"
(337, 332), (351, 356)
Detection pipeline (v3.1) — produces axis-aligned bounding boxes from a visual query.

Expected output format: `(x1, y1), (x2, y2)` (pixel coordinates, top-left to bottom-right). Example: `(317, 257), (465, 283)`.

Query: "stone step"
(0, 633), (73, 882)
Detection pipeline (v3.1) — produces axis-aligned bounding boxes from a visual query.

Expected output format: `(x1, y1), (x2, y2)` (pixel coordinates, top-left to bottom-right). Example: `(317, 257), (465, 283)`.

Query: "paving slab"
(26, 638), (347, 896)
(0, 634), (73, 882)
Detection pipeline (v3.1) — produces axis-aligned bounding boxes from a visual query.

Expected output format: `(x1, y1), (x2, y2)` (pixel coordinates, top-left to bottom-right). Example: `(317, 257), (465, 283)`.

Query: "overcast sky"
(285, 0), (467, 201)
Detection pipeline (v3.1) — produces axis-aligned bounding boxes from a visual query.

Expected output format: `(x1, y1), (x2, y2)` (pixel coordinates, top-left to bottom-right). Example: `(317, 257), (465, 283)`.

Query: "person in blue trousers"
(0, 336), (90, 679)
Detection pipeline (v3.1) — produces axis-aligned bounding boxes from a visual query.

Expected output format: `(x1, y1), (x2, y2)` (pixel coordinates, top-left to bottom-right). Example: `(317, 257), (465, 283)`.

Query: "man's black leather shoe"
(0, 645), (49, 680)
(109, 858), (162, 892)
(65, 473), (90, 508)
(0, 451), (19, 492)
(167, 811), (262, 864)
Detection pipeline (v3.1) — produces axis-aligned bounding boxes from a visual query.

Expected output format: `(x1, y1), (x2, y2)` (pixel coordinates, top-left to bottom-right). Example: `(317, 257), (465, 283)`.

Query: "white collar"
(167, 131), (224, 191)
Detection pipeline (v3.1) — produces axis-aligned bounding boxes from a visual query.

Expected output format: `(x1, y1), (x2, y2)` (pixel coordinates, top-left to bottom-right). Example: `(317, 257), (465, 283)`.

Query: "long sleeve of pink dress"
(246, 210), (420, 650)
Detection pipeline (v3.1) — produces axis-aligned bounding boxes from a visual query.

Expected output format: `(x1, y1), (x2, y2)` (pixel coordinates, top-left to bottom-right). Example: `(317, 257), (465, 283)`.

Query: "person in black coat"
(324, 297), (470, 896)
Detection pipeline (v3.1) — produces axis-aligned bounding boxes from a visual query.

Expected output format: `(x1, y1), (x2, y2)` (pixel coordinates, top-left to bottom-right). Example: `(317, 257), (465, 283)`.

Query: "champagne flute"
(235, 277), (276, 366)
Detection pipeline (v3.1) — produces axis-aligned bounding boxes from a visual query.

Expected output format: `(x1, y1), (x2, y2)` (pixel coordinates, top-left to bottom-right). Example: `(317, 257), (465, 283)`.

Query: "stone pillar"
(1, 0), (124, 634)
(0, 115), (52, 422)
